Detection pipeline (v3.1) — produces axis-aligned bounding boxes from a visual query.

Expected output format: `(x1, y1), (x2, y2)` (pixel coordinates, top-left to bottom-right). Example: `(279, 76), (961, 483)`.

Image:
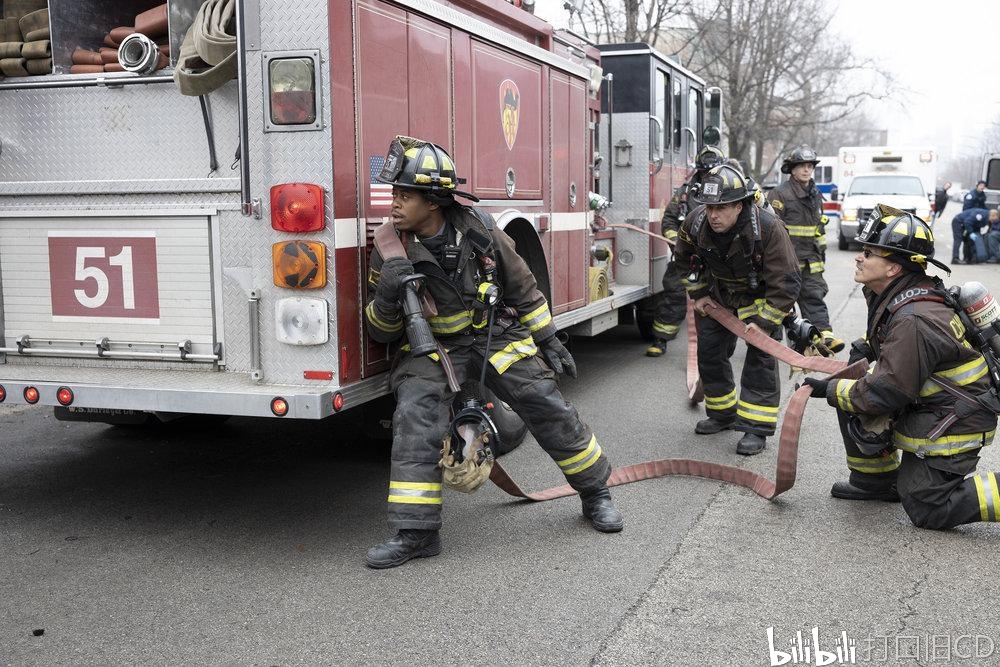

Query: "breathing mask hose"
(399, 274), (437, 357)
(479, 303), (496, 395)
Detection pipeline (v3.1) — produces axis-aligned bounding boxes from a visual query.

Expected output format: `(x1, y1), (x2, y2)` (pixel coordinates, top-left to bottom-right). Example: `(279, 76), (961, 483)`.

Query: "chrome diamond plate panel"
(240, 0), (339, 385)
(0, 83), (241, 195)
(601, 112), (653, 286)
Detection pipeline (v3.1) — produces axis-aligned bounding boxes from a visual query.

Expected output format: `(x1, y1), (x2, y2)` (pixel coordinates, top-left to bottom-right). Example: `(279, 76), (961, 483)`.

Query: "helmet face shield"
(695, 146), (724, 171)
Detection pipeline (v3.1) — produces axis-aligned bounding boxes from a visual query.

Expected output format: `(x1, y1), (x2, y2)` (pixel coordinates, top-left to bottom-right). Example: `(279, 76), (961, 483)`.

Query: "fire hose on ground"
(488, 300), (865, 501)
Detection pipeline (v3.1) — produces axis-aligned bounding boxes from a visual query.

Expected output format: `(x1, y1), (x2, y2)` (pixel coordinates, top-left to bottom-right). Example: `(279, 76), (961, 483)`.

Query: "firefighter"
(675, 164), (801, 455)
(364, 136), (623, 568)
(803, 206), (1000, 529)
(646, 145), (724, 357)
(768, 147), (845, 353)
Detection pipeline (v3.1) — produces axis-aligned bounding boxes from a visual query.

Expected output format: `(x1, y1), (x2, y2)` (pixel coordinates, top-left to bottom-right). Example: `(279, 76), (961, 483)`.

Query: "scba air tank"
(955, 281), (1000, 358)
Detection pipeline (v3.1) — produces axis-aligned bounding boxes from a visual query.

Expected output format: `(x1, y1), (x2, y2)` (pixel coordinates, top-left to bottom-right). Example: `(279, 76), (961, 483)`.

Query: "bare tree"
(571, 0), (689, 45)
(682, 0), (895, 180)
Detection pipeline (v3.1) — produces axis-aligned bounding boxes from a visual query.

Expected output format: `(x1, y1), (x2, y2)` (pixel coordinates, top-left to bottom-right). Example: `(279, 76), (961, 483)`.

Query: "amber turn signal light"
(270, 183), (324, 232)
(272, 241), (326, 289)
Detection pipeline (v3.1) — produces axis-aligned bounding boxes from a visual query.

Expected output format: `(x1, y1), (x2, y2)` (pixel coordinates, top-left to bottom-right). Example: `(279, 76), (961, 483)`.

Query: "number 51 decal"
(48, 232), (160, 320)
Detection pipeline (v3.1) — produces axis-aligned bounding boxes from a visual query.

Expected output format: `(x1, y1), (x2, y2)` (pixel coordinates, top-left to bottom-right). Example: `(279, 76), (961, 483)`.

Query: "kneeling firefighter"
(364, 136), (624, 569)
(803, 205), (1000, 529)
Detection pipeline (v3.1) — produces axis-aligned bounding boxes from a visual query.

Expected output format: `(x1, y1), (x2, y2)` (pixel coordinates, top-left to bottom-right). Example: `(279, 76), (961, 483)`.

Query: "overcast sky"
(532, 0), (1000, 164)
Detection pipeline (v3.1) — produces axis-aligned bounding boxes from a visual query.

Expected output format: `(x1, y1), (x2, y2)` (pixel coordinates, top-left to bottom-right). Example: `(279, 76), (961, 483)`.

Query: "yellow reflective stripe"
(388, 495), (442, 505)
(489, 336), (537, 374)
(973, 472), (999, 521)
(736, 399), (779, 424)
(705, 389), (737, 410)
(759, 302), (787, 325)
(846, 453), (900, 474)
(808, 261), (825, 273)
(390, 481), (441, 491)
(663, 229), (678, 240)
(519, 304), (553, 333)
(366, 302), (403, 332)
(653, 322), (680, 335)
(736, 303), (759, 320)
(429, 310), (473, 334)
(891, 429), (995, 457)
(835, 379), (855, 412)
(557, 435), (603, 475)
(919, 356), (989, 397)
(786, 225), (816, 237)
(682, 280), (708, 292)
(387, 480), (443, 505)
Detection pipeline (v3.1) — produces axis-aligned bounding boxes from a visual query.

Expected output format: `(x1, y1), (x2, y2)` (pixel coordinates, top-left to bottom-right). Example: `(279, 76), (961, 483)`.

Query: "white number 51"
(74, 246), (135, 310)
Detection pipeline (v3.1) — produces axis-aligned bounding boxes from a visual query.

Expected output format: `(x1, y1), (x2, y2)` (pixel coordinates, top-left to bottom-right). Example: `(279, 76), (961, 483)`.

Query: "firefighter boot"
(580, 487), (624, 533)
(831, 480), (900, 502)
(736, 432), (767, 456)
(645, 338), (667, 357)
(695, 416), (736, 434)
(365, 529), (442, 569)
(821, 332), (846, 354)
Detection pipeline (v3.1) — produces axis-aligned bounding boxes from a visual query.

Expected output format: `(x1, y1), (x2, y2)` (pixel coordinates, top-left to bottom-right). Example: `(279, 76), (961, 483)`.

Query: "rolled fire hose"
(173, 0), (237, 96)
(489, 299), (859, 501)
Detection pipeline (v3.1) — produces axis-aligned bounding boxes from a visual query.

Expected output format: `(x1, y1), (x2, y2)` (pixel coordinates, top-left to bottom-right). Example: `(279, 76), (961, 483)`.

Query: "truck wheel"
(838, 232), (848, 251)
(634, 298), (656, 341)
(487, 390), (527, 456)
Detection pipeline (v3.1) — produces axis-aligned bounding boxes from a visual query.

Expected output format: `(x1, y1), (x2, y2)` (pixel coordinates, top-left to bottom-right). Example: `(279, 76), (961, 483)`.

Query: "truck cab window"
(655, 70), (669, 153)
(672, 79), (682, 152)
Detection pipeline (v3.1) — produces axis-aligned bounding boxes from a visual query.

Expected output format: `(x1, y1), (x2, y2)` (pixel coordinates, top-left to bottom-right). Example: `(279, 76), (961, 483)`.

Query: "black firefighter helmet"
(695, 145), (725, 171)
(377, 135), (479, 202)
(690, 164), (754, 205)
(855, 203), (950, 274)
(780, 146), (820, 174)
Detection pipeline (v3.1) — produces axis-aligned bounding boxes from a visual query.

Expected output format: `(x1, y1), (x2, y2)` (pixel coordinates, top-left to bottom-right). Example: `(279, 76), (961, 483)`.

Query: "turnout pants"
(651, 260), (687, 340)
(835, 410), (1000, 529)
(696, 312), (781, 437)
(386, 341), (611, 530)
(796, 267), (832, 333)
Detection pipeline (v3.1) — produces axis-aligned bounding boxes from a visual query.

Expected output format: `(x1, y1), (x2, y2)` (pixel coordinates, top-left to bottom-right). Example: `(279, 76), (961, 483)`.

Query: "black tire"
(634, 299), (656, 342)
(487, 390), (527, 456)
(838, 231), (848, 251)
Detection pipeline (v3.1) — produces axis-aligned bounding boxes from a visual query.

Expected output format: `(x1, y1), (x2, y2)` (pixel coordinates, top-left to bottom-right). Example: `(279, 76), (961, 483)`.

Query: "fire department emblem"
(499, 79), (520, 151)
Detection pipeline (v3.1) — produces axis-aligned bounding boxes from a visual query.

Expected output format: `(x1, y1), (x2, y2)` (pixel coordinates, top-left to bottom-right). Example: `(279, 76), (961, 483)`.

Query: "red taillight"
(23, 387), (39, 404)
(0, 385), (6, 402)
(332, 393), (344, 412)
(57, 387), (74, 406)
(270, 183), (325, 232)
(271, 397), (289, 416)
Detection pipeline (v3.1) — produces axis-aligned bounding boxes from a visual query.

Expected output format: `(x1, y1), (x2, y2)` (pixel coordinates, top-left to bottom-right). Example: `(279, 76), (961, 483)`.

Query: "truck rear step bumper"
(0, 365), (388, 419)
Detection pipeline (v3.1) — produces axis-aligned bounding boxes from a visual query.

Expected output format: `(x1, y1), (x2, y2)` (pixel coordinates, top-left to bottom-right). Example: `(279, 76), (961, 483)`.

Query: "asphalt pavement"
(2, 209), (999, 665)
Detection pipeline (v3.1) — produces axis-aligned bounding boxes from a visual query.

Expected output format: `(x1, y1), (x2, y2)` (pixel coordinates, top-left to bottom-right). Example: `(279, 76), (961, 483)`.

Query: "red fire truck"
(0, 0), (718, 441)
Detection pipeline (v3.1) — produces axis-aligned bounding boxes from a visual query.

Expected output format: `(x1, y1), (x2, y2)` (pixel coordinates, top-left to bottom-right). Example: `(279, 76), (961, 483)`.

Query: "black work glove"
(375, 257), (414, 306)
(802, 377), (829, 398)
(538, 336), (577, 378)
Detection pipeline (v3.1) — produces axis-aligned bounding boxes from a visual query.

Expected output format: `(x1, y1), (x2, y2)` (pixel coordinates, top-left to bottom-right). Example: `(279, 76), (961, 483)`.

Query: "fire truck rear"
(0, 0), (642, 427)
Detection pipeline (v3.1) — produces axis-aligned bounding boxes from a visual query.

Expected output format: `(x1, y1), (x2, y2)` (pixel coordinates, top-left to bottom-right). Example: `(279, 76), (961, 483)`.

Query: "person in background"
(983, 209), (1000, 263)
(962, 180), (987, 211)
(951, 207), (992, 264)
(933, 181), (951, 222)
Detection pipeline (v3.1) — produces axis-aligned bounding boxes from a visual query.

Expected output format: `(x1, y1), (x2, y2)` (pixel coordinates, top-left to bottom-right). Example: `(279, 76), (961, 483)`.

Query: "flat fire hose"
(489, 299), (863, 501)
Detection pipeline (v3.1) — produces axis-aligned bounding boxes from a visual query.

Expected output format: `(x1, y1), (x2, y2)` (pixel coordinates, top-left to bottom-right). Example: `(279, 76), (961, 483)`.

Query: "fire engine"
(0, 0), (719, 441)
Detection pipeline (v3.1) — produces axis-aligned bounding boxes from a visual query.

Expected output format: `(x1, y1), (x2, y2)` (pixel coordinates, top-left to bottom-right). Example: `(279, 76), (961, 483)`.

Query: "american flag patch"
(369, 155), (392, 208)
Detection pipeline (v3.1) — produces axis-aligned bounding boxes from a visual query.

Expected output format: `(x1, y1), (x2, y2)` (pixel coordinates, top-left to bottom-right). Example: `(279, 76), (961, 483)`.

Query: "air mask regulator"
(445, 280), (503, 464)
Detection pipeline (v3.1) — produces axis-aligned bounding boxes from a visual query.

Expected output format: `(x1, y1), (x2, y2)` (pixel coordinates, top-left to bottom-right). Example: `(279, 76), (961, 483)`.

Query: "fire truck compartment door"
(0, 214), (218, 360)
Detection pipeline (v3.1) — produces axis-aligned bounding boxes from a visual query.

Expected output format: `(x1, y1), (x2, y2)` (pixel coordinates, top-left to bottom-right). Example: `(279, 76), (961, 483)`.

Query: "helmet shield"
(377, 135), (479, 202)
(856, 204), (950, 274)
(695, 146), (724, 171)
(690, 164), (753, 205)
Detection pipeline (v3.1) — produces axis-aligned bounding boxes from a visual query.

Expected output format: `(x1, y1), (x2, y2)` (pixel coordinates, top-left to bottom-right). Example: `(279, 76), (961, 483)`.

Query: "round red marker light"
(0, 385), (6, 402)
(23, 386), (40, 404)
(271, 397), (289, 416)
(332, 392), (344, 412)
(57, 387), (74, 406)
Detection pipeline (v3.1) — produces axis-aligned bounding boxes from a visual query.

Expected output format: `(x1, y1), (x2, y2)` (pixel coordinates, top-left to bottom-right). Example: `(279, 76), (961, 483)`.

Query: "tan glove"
(439, 432), (494, 494)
